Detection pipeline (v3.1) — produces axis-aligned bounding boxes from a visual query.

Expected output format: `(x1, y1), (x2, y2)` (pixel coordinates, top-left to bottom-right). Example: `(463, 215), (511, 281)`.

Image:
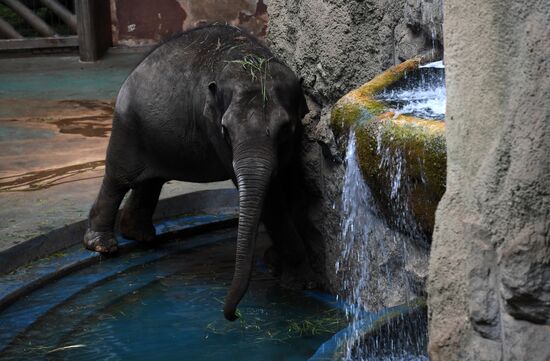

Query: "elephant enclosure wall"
(268, 1), (549, 360)
(267, 0), (443, 309)
(109, 0), (268, 46)
(428, 0), (550, 360)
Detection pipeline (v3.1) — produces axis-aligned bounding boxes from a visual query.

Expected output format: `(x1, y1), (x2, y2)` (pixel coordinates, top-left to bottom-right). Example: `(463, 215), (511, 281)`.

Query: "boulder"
(267, 0), (443, 310)
(428, 1), (550, 360)
(331, 58), (446, 240)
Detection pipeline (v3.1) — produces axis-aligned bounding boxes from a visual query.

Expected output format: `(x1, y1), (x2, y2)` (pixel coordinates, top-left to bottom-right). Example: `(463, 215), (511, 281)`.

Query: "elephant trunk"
(224, 142), (274, 321)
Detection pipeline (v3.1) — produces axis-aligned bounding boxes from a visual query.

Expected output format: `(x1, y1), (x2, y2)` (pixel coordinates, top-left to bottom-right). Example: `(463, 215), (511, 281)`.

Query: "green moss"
(355, 58), (422, 98)
(331, 102), (362, 138)
(205, 308), (347, 344)
(331, 58), (421, 138)
(353, 116), (446, 235)
(330, 58), (448, 237)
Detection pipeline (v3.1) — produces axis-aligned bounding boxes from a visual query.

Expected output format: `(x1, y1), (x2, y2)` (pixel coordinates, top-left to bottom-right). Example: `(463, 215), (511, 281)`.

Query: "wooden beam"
(40, 0), (77, 32)
(1, 0), (57, 37)
(0, 17), (23, 39)
(0, 36), (78, 50)
(75, 0), (112, 62)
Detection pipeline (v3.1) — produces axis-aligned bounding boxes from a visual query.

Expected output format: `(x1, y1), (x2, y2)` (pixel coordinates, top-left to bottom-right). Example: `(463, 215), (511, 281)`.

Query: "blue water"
(0, 234), (346, 361)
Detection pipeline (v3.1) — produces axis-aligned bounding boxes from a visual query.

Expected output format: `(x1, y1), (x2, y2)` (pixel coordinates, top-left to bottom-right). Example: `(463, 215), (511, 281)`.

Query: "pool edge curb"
(0, 188), (238, 275)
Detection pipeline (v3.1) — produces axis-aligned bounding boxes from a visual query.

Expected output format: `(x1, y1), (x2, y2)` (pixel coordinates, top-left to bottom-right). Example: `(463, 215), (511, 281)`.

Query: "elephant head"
(205, 55), (308, 321)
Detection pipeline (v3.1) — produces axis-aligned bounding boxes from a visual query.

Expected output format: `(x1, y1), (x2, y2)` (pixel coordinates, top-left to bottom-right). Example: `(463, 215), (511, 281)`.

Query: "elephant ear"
(298, 78), (310, 120)
(203, 81), (220, 120)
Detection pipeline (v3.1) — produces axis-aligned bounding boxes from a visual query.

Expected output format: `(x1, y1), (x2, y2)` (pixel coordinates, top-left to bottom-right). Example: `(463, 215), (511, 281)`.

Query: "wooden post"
(75, 0), (112, 62)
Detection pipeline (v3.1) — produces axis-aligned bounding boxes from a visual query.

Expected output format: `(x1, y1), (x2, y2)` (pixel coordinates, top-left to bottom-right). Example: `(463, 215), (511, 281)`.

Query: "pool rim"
(0, 188), (424, 360)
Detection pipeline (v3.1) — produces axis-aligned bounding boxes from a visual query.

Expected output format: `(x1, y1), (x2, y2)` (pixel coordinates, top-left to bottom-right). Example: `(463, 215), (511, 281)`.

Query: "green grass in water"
(205, 308), (347, 344)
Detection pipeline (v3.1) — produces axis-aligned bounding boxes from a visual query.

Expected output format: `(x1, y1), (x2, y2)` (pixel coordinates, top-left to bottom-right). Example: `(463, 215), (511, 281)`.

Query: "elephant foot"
(84, 229), (118, 254)
(119, 214), (156, 243)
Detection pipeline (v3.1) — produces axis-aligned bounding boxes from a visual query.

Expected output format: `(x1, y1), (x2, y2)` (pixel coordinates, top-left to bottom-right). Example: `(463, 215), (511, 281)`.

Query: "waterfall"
(376, 61), (446, 121)
(335, 130), (428, 361)
(337, 131), (388, 317)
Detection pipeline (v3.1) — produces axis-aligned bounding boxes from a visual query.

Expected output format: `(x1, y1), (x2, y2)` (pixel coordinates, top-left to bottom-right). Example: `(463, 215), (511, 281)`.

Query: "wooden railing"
(0, 0), (78, 51)
(0, 0), (112, 61)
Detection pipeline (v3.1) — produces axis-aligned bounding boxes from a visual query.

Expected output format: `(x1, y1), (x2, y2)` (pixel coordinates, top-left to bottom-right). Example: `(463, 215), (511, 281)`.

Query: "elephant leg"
(84, 174), (129, 253)
(262, 180), (317, 289)
(119, 179), (164, 242)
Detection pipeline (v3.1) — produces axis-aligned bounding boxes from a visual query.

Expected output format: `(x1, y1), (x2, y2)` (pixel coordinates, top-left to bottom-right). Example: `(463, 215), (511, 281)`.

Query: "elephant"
(83, 25), (312, 321)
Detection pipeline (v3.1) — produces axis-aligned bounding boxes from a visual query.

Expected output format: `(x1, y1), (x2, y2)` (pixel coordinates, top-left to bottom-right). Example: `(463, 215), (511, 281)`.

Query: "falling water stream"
(337, 132), (428, 361)
(335, 61), (445, 360)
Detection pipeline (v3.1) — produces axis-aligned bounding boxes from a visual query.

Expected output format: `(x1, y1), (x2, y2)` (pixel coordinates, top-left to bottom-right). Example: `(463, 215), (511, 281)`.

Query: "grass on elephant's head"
(227, 55), (272, 104)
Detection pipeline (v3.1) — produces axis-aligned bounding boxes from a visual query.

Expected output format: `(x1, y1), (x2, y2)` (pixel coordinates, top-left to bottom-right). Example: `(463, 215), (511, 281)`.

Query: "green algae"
(205, 307), (347, 344)
(330, 58), (446, 238)
(354, 115), (446, 237)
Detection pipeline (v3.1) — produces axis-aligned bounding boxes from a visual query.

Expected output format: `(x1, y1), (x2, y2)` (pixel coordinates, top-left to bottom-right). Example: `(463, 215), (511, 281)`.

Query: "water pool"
(375, 61), (446, 120)
(0, 224), (347, 361)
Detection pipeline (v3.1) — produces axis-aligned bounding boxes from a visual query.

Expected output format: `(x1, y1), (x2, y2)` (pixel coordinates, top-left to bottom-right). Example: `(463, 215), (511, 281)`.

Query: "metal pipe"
(0, 16), (23, 39)
(1, 0), (57, 37)
(39, 0), (77, 32)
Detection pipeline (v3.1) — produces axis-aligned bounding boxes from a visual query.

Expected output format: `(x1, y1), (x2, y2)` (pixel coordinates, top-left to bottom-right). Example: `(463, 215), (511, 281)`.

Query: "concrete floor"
(0, 52), (233, 253)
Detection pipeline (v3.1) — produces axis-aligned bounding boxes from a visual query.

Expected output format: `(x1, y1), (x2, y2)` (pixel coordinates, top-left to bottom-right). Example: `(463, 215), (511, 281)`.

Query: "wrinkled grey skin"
(83, 25), (310, 321)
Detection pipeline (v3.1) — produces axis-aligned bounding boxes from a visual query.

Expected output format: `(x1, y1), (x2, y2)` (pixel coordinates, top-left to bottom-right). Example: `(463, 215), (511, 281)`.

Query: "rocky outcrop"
(327, 58), (444, 312)
(331, 58), (446, 240)
(267, 0), (443, 308)
(267, 0), (443, 106)
(400, 0), (443, 60)
(428, 0), (550, 360)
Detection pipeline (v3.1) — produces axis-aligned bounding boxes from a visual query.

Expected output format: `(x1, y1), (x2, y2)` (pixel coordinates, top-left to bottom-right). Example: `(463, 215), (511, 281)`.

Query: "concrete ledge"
(0, 188), (238, 275)
(0, 36), (79, 51)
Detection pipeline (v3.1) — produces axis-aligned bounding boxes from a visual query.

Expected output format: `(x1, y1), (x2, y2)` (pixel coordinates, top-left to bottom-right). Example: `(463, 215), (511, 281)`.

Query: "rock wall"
(428, 0), (550, 360)
(267, 0), (443, 307)
(268, 0), (443, 106)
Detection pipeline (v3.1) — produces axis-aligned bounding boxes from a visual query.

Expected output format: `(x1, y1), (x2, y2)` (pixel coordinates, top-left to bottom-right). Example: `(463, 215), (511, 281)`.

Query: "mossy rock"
(331, 58), (446, 240)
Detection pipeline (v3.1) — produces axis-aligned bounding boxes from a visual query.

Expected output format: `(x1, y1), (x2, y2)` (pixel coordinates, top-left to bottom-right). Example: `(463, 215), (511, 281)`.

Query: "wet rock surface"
(267, 0), (443, 308)
(344, 305), (428, 360)
(332, 59), (446, 241)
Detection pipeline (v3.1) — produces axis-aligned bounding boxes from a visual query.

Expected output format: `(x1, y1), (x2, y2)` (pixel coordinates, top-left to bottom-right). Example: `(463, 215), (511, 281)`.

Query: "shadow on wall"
(109, 0), (268, 46)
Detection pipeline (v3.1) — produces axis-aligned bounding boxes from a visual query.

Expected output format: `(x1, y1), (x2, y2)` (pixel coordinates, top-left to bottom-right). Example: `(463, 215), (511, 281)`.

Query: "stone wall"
(267, 0), (443, 106)
(428, 0), (550, 360)
(267, 0), (443, 307)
